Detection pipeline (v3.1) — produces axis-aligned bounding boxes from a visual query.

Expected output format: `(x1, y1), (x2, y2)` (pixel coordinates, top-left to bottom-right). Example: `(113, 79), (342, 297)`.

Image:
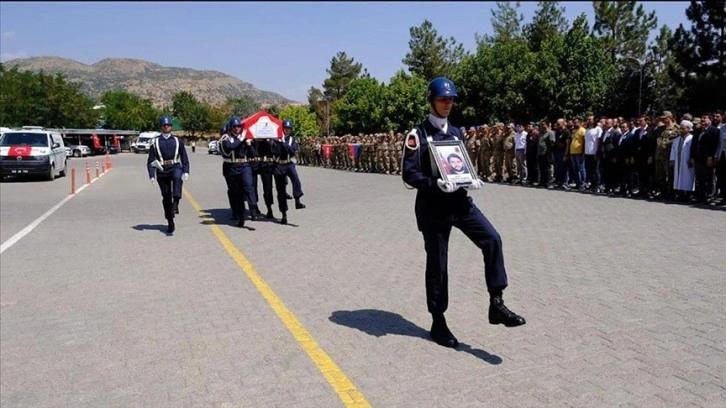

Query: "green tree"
(100, 90), (159, 131)
(670, 0), (726, 113)
(383, 70), (429, 132)
(649, 25), (686, 114)
(0, 65), (97, 128)
(402, 19), (466, 80)
(226, 95), (260, 119)
(524, 1), (568, 52)
(557, 14), (616, 118)
(593, 1), (658, 63)
(277, 105), (320, 138)
(334, 76), (386, 134)
(172, 91), (210, 138)
(322, 51), (363, 100)
(478, 1), (525, 45)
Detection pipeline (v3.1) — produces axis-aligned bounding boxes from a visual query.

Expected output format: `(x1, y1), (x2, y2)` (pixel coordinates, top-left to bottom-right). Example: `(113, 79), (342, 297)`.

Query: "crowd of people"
(294, 110), (726, 207)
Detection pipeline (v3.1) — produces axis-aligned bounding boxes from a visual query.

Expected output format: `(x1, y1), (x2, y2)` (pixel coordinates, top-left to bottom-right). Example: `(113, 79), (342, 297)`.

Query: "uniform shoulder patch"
(405, 129), (420, 150)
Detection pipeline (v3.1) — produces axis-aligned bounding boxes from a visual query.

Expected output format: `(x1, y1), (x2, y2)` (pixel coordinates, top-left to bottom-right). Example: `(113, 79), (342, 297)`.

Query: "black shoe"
(173, 201), (179, 215)
(295, 200), (306, 209)
(489, 296), (526, 327)
(280, 214), (288, 225)
(430, 316), (459, 348)
(236, 218), (245, 228)
(167, 219), (175, 234)
(265, 210), (274, 219)
(286, 193), (293, 200)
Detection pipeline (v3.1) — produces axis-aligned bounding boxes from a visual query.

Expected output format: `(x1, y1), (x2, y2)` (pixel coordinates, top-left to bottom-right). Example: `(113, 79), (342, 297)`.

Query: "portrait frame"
(428, 139), (476, 186)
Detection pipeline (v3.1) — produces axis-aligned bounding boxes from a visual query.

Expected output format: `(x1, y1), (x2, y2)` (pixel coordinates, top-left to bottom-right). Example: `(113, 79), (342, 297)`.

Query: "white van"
(0, 127), (68, 181)
(131, 132), (160, 154)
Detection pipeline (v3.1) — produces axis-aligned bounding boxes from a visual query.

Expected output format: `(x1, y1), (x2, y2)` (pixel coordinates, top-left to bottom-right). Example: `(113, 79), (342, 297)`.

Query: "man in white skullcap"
(669, 120), (696, 200)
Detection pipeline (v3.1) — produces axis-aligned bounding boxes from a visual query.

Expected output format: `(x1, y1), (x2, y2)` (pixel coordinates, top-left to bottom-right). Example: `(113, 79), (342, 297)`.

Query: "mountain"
(3, 56), (298, 107)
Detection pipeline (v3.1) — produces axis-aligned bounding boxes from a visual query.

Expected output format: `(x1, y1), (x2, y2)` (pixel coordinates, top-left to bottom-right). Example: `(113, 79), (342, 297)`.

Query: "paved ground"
(1, 150), (725, 408)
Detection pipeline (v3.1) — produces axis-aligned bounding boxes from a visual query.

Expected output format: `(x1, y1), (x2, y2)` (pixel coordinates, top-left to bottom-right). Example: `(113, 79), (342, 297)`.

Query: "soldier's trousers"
(491, 152), (503, 180)
(223, 162), (234, 213)
(279, 163), (304, 199)
(230, 164), (258, 216)
(421, 205), (508, 315)
(253, 163), (275, 208)
(504, 152), (515, 180)
(654, 153), (671, 195)
(156, 167), (183, 220)
(273, 174), (288, 214)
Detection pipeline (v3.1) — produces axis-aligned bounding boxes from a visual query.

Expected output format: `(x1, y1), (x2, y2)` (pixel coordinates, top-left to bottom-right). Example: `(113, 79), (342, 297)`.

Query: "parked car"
(0, 126), (68, 181)
(208, 140), (219, 154)
(67, 144), (92, 158)
(105, 145), (119, 154)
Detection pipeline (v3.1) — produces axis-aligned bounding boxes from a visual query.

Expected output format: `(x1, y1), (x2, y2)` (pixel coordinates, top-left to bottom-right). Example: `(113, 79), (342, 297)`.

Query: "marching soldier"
(147, 116), (190, 234)
(276, 120), (306, 215)
(401, 77), (526, 350)
(221, 117), (259, 227)
(218, 123), (238, 220)
(253, 135), (278, 219)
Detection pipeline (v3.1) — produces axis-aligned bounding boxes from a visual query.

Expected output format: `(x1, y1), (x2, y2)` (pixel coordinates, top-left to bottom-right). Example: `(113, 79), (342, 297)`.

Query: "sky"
(1, 1), (692, 103)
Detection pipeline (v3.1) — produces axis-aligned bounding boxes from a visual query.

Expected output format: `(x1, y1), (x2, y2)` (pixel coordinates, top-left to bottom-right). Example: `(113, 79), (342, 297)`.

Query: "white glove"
(182, 173), (189, 181)
(150, 178), (156, 185)
(436, 178), (457, 193)
(465, 178), (482, 191)
(245, 139), (252, 146)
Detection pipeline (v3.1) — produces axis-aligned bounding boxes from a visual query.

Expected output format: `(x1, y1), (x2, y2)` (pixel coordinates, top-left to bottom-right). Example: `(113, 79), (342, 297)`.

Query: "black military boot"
(265, 206), (274, 219)
(236, 217), (245, 228)
(430, 314), (459, 348)
(286, 193), (293, 200)
(250, 206), (259, 221)
(280, 212), (288, 225)
(489, 295), (526, 327)
(295, 199), (306, 209)
(166, 218), (175, 234)
(173, 198), (180, 215)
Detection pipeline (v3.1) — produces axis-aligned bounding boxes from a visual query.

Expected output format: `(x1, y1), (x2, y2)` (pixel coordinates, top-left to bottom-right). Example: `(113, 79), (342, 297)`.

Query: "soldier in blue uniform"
(253, 136), (278, 219)
(147, 116), (190, 234)
(402, 77), (526, 349)
(277, 119), (306, 210)
(221, 117), (259, 227)
(218, 123), (238, 220)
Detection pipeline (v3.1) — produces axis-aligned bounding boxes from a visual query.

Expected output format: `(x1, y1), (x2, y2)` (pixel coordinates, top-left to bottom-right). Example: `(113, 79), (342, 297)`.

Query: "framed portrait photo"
(428, 140), (476, 186)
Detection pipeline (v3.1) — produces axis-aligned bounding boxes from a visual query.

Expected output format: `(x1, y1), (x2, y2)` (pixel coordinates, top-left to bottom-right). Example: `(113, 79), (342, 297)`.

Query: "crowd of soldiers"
(292, 110), (726, 206)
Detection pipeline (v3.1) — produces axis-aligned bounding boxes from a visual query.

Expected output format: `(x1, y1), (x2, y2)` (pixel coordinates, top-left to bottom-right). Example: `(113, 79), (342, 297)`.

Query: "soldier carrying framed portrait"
(428, 139), (477, 187)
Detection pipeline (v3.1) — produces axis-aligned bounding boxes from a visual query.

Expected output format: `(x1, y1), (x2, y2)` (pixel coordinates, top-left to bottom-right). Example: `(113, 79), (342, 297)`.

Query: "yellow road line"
(183, 189), (372, 408)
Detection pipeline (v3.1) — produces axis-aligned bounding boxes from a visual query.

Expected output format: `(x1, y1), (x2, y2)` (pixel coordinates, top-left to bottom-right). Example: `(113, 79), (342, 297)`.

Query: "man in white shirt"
(514, 124), (528, 184)
(584, 115), (603, 191)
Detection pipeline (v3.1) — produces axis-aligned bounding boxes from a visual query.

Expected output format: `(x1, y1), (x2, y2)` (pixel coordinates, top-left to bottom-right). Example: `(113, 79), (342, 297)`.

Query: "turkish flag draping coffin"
(241, 111), (283, 140)
(347, 143), (360, 159)
(322, 144), (333, 159)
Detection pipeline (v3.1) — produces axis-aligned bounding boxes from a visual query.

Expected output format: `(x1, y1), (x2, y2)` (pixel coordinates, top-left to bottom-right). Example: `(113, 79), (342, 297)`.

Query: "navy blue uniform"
(253, 139), (277, 213)
(219, 135), (236, 217)
(275, 135), (304, 200)
(402, 119), (508, 316)
(147, 134), (190, 221)
(221, 135), (259, 218)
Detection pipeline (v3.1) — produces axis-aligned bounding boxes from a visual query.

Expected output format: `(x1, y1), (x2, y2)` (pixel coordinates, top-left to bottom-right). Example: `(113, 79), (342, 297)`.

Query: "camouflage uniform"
(504, 130), (516, 181)
(655, 123), (679, 195)
(465, 130), (479, 175)
(491, 126), (505, 182)
(478, 130), (493, 180)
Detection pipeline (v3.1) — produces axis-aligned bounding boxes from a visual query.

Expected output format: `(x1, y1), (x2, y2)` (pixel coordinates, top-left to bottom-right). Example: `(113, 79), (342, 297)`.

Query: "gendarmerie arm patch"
(405, 129), (420, 150)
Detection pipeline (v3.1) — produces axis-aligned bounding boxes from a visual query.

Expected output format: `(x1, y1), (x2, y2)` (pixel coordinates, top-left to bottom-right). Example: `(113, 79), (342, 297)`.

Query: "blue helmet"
(159, 116), (173, 126)
(228, 116), (242, 128)
(282, 119), (293, 129)
(219, 124), (227, 135)
(426, 77), (458, 102)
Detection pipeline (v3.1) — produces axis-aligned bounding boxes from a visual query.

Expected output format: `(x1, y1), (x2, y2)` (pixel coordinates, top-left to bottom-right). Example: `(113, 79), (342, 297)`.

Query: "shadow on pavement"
(200, 208), (298, 228)
(131, 224), (170, 235)
(329, 309), (502, 365)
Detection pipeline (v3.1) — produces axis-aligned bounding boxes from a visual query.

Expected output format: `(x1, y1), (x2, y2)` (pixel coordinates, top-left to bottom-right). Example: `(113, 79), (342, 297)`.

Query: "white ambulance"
(0, 126), (68, 181)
